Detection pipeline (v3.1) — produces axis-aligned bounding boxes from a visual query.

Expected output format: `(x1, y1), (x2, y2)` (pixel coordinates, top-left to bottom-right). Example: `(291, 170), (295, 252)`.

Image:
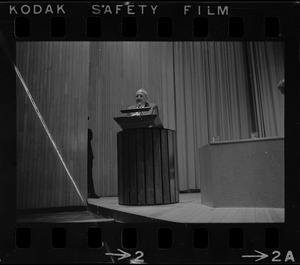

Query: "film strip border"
(15, 226), (280, 249)
(0, 2), (299, 40)
(12, 223), (292, 264)
(1, 1), (300, 264)
(15, 16), (281, 39)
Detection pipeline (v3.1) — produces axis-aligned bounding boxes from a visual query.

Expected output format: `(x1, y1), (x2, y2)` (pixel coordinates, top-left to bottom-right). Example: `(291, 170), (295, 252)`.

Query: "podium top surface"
(120, 107), (150, 114)
(114, 114), (163, 130)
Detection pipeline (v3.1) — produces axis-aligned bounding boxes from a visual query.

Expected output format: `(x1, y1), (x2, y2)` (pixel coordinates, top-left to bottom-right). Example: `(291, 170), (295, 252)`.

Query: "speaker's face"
(135, 92), (147, 106)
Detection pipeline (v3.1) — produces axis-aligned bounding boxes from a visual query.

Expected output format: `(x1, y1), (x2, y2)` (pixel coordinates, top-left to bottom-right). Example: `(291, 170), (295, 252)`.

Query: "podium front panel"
(161, 129), (171, 204)
(144, 129), (155, 205)
(136, 129), (146, 205)
(117, 128), (179, 206)
(153, 129), (163, 204)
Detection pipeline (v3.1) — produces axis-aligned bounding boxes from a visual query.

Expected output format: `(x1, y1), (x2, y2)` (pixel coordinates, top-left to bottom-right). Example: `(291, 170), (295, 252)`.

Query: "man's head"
(135, 89), (148, 106)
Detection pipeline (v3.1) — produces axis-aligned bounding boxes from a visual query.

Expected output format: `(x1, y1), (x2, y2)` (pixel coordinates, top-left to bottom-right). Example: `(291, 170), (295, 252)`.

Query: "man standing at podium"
(128, 89), (159, 116)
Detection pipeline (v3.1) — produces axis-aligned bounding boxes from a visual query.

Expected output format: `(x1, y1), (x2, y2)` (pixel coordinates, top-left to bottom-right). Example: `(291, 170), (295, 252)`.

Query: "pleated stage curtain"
(16, 42), (89, 209)
(247, 42), (284, 137)
(173, 42), (254, 189)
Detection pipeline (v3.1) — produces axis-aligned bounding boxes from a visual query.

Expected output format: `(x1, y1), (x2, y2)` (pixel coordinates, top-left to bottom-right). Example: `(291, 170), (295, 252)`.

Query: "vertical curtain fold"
(17, 42), (89, 209)
(247, 42), (284, 137)
(173, 42), (255, 190)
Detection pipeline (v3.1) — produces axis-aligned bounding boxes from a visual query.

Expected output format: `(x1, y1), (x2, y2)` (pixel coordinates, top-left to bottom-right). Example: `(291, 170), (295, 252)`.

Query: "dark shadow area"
(17, 210), (114, 223)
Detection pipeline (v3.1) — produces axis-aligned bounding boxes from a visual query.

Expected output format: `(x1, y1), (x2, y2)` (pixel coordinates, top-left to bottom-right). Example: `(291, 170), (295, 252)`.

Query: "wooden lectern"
(114, 111), (179, 206)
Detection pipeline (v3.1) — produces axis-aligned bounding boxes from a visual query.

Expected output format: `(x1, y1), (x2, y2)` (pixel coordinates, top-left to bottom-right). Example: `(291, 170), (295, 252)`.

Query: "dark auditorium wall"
(16, 42), (89, 209)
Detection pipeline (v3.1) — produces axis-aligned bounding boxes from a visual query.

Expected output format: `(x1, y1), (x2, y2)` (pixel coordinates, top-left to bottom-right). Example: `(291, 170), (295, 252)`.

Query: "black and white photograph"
(15, 41), (284, 224)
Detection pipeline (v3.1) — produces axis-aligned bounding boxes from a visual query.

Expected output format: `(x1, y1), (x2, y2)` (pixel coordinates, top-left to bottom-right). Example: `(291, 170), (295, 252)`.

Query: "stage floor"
(88, 193), (284, 223)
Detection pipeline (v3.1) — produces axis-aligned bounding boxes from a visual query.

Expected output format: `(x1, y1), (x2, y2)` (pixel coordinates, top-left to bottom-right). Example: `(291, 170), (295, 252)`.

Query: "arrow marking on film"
(242, 250), (268, 262)
(105, 249), (131, 260)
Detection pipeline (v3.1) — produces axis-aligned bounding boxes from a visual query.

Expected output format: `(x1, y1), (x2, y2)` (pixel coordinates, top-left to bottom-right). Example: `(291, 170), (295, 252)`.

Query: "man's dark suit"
(127, 102), (159, 116)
